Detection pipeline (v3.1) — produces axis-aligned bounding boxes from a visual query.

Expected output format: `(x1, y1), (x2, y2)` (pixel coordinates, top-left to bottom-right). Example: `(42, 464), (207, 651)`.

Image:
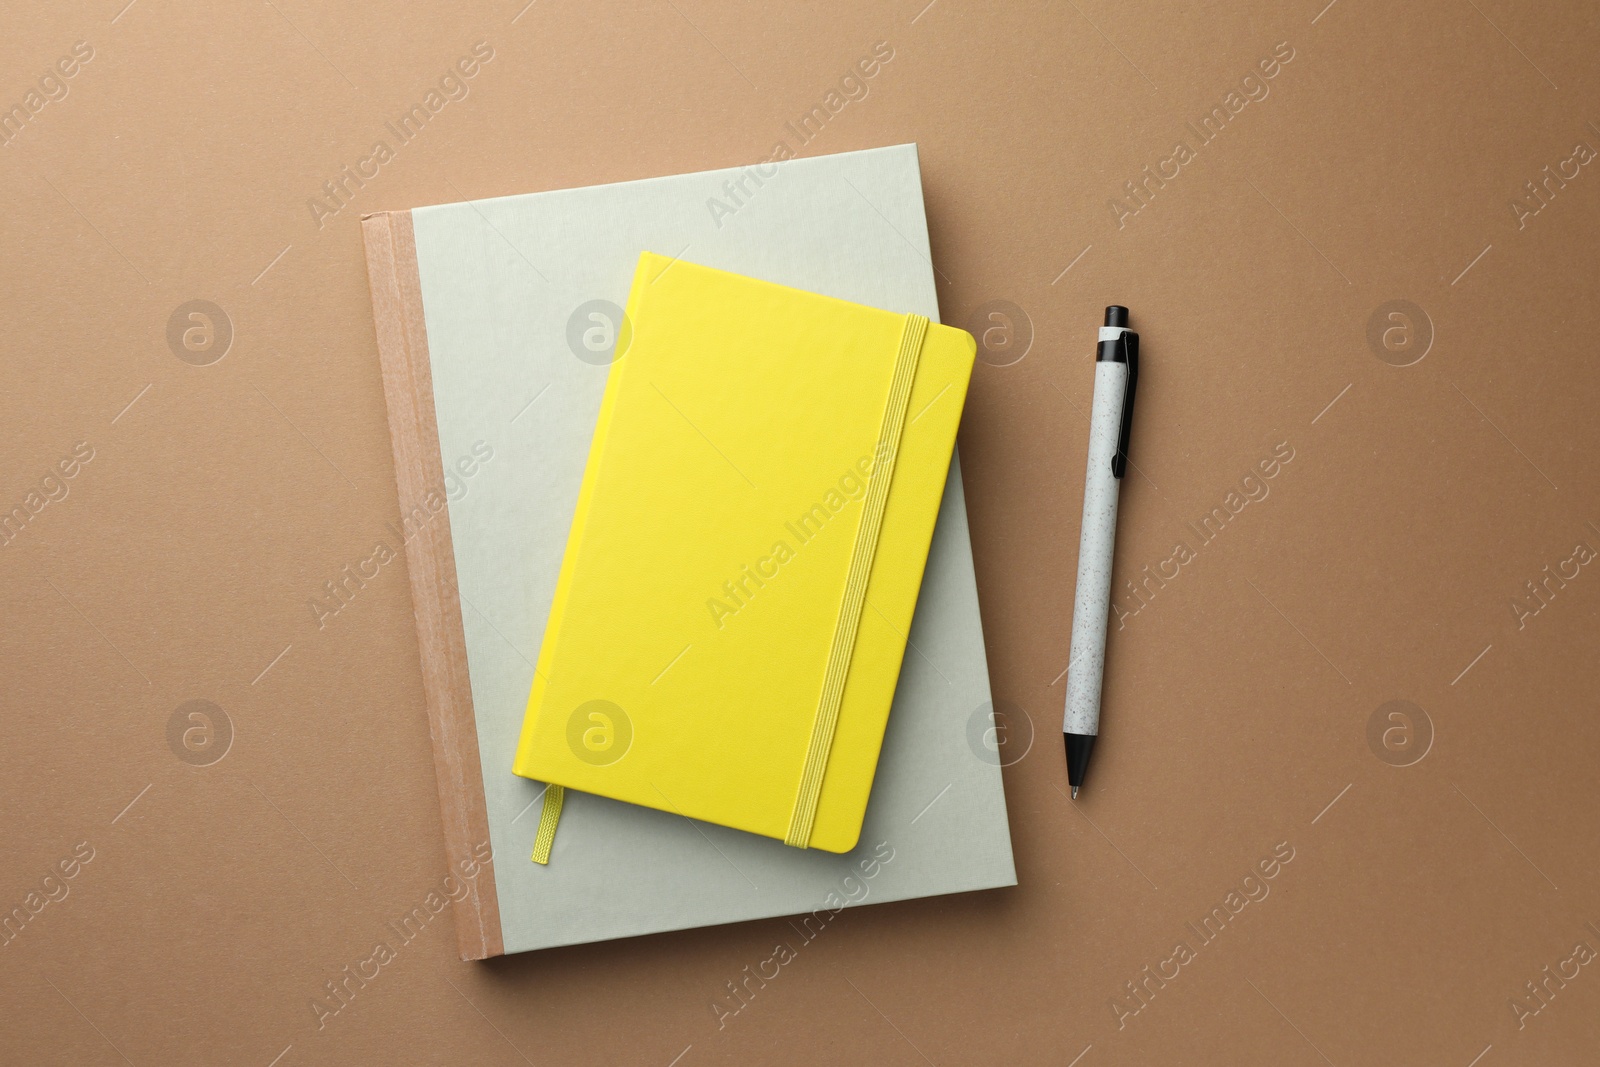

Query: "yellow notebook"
(513, 252), (975, 858)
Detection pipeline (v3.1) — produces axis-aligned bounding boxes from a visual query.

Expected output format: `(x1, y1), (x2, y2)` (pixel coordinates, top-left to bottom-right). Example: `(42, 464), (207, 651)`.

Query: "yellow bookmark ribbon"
(530, 784), (564, 864)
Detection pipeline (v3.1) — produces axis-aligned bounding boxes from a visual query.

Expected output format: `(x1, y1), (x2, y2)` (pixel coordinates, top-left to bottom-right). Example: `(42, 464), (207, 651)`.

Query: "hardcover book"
(360, 143), (1015, 958)
(514, 253), (977, 855)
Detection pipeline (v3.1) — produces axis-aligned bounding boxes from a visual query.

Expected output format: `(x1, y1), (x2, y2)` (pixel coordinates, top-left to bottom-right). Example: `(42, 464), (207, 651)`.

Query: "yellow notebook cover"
(513, 252), (975, 855)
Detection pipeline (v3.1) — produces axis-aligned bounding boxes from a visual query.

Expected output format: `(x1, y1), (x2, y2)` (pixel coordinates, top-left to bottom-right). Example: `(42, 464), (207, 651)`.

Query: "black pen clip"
(1111, 332), (1138, 479)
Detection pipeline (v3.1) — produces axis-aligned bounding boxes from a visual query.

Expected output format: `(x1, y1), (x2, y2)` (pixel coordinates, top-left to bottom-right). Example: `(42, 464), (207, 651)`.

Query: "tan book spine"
(360, 210), (503, 961)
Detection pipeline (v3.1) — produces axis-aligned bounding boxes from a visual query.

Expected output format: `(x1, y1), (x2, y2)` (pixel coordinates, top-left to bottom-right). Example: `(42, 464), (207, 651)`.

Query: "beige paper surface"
(3, 2), (1598, 1063)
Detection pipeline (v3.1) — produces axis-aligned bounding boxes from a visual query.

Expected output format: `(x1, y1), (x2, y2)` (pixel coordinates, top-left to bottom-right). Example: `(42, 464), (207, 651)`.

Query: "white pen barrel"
(1064, 358), (1128, 735)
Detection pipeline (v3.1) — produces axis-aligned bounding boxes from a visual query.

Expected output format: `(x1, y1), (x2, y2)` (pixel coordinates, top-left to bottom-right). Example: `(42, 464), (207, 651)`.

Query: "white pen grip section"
(1064, 360), (1128, 735)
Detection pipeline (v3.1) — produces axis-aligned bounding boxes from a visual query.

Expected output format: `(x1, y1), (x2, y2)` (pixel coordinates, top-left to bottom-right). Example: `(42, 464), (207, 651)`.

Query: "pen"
(1063, 305), (1139, 798)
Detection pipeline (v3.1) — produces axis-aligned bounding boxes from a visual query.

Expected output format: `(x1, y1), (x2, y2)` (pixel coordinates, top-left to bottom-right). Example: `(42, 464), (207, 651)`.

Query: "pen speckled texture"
(1064, 356), (1128, 735)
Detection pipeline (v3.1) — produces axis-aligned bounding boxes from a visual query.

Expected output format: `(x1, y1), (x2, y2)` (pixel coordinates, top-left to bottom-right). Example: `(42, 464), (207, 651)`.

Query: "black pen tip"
(1065, 732), (1095, 793)
(1071, 786), (1079, 800)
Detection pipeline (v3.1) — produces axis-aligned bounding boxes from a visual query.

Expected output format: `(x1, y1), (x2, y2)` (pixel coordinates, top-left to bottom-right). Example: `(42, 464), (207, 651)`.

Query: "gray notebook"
(401, 143), (1014, 954)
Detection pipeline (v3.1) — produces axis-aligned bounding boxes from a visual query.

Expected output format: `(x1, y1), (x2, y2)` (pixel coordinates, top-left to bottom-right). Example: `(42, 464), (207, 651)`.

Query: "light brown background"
(4, 0), (1599, 1063)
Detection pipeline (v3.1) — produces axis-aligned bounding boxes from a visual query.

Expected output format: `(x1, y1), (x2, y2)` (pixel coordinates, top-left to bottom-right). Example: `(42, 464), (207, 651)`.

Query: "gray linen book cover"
(404, 143), (1015, 954)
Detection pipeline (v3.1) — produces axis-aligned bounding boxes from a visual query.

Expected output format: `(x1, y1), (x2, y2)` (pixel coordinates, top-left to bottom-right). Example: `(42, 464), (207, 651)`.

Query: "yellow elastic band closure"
(531, 784), (564, 864)
(784, 313), (927, 848)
